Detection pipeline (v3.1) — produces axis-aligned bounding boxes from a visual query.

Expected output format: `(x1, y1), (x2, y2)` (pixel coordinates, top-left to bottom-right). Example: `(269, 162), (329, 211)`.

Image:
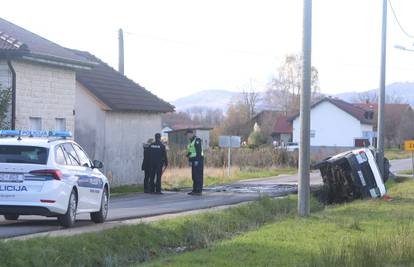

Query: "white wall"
(104, 111), (162, 186)
(293, 101), (367, 147)
(12, 60), (76, 132)
(75, 83), (163, 186)
(74, 83), (107, 161)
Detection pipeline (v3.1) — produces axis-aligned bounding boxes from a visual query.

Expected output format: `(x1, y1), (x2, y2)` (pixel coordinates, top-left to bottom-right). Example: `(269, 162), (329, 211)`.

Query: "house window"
(310, 130), (316, 138)
(29, 117), (42, 131)
(55, 118), (66, 131)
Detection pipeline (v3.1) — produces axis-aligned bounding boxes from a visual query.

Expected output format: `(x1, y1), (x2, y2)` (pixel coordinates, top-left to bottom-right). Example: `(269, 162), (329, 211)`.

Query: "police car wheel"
(90, 187), (108, 223)
(4, 214), (19, 220)
(58, 189), (77, 228)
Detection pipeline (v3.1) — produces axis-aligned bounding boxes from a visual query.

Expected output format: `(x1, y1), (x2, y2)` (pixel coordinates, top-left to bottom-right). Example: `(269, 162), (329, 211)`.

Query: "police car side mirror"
(93, 160), (104, 169)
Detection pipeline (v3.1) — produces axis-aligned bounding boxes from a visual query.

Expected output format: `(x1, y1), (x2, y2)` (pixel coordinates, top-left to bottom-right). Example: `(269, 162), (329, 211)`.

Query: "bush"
(167, 147), (298, 169)
(247, 131), (266, 148)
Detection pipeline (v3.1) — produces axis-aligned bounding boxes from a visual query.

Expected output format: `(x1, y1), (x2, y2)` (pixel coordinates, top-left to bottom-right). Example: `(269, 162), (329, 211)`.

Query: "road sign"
(404, 140), (414, 180)
(219, 136), (241, 148)
(404, 140), (414, 151)
(219, 136), (241, 177)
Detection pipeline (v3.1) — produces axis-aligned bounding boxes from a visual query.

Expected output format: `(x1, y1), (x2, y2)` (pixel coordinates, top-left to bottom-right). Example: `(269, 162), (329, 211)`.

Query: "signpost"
(404, 140), (414, 179)
(219, 136), (241, 177)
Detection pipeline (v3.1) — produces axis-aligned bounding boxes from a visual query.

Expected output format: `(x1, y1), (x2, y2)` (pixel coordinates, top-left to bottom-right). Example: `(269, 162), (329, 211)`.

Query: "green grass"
(110, 184), (144, 196)
(398, 169), (413, 175)
(144, 180), (414, 267)
(0, 195), (311, 267)
(163, 167), (297, 190)
(385, 148), (412, 160)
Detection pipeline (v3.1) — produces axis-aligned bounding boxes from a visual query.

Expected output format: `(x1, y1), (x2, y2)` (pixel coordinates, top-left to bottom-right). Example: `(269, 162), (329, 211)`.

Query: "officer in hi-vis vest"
(186, 129), (204, 196)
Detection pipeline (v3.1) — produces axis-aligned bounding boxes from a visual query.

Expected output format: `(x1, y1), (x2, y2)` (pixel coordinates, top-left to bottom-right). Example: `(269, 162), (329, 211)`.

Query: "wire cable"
(388, 0), (414, 39)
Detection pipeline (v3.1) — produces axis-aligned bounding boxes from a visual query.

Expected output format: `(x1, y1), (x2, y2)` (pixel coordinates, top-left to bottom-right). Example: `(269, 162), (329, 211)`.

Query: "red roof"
(353, 103), (412, 113)
(273, 116), (292, 134)
(290, 97), (374, 125)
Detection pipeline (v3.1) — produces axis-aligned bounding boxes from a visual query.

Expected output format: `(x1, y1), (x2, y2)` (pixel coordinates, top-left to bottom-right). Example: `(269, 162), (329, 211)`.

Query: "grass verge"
(110, 184), (144, 196)
(398, 169), (413, 175)
(0, 195), (317, 267)
(162, 167), (297, 190)
(384, 148), (412, 160)
(145, 180), (414, 267)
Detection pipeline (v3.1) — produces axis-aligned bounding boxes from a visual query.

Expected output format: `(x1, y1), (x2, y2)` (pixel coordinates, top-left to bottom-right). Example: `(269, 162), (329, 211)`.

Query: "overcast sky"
(2, 0), (414, 101)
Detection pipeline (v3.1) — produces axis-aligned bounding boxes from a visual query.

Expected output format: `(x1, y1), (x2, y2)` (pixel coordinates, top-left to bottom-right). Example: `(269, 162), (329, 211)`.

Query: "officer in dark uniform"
(141, 138), (153, 193)
(186, 129), (204, 196)
(149, 133), (168, 194)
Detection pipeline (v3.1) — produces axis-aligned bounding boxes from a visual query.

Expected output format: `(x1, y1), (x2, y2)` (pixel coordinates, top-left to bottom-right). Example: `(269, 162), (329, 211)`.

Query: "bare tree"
(352, 91), (405, 104)
(266, 54), (320, 114)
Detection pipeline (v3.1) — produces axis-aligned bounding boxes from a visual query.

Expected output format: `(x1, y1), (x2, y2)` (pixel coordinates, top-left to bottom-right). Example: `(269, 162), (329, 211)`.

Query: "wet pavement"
(204, 183), (298, 195)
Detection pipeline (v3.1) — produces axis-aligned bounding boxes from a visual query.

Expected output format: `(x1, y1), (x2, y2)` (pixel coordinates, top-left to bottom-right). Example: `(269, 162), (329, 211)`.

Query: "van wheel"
(58, 189), (77, 228)
(4, 214), (19, 220)
(91, 187), (109, 223)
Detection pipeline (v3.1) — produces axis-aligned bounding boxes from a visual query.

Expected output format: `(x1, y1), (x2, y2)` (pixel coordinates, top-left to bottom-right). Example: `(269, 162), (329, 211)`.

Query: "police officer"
(186, 129), (204, 196)
(141, 138), (153, 193)
(149, 133), (168, 194)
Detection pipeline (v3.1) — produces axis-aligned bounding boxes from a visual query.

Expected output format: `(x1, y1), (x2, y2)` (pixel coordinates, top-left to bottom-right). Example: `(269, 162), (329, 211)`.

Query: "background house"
(167, 125), (212, 149)
(353, 102), (414, 147)
(291, 97), (376, 148)
(271, 116), (292, 145)
(0, 17), (174, 186)
(71, 50), (174, 186)
(0, 17), (93, 132)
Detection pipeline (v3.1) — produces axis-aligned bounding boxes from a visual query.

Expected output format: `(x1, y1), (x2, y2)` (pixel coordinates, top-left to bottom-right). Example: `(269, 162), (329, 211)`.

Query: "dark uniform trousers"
(191, 160), (204, 193)
(150, 165), (163, 193)
(144, 169), (151, 193)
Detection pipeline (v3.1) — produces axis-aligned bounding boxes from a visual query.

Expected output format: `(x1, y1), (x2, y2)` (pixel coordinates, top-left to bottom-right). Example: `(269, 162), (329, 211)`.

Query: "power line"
(388, 0), (414, 39)
(122, 30), (280, 58)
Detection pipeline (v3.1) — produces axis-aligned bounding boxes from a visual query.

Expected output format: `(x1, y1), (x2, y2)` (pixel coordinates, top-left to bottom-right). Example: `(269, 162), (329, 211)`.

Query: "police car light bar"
(0, 130), (72, 138)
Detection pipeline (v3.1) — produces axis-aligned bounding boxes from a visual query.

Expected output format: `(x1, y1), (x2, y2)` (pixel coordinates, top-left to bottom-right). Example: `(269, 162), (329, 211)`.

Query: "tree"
(247, 123), (266, 148)
(266, 54), (320, 114)
(221, 98), (251, 138)
(241, 79), (261, 120)
(0, 82), (11, 129)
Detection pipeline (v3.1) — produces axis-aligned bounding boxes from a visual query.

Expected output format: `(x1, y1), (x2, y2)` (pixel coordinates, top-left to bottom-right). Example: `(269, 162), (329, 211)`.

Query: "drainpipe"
(6, 60), (16, 130)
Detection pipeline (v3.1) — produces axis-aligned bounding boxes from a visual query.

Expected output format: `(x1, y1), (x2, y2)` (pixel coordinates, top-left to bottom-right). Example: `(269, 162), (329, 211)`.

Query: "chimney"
(118, 28), (124, 75)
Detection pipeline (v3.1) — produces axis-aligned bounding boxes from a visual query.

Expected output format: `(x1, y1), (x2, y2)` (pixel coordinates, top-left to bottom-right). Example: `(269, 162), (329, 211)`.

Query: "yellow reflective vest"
(187, 138), (204, 159)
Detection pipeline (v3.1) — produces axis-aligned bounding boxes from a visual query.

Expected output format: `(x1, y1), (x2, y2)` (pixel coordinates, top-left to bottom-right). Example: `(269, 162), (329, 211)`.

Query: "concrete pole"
(298, 0), (312, 217)
(118, 28), (125, 75)
(377, 0), (387, 176)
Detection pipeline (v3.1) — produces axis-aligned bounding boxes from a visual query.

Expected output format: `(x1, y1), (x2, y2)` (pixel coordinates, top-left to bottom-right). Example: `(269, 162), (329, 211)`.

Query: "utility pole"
(298, 0), (312, 217)
(118, 28), (125, 75)
(377, 0), (387, 176)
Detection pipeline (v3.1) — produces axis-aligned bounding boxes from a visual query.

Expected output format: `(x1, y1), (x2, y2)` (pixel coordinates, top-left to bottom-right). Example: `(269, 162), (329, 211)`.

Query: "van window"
(73, 144), (92, 168)
(62, 143), (81, 166)
(55, 146), (67, 165)
(0, 146), (48, 164)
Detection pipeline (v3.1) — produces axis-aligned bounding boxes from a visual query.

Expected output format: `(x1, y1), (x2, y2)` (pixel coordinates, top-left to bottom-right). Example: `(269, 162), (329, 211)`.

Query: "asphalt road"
(0, 174), (307, 239)
(390, 158), (411, 173)
(0, 158), (409, 239)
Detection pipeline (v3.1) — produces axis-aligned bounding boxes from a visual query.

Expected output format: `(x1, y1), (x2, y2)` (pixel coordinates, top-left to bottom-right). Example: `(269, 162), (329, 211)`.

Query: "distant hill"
(172, 90), (240, 111)
(334, 82), (414, 105)
(172, 82), (414, 112)
(172, 89), (281, 112)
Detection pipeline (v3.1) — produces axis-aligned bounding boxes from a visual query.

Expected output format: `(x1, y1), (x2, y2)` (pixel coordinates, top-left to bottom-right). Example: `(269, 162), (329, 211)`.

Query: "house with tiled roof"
(290, 97), (376, 147)
(353, 102), (414, 147)
(0, 17), (174, 186)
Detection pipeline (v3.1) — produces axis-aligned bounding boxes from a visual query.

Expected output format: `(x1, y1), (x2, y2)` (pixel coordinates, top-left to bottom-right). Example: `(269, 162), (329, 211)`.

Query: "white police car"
(0, 130), (109, 227)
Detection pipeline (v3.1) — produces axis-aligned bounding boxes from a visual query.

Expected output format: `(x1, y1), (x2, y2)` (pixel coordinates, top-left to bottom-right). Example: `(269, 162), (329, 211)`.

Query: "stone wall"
(12, 60), (76, 132)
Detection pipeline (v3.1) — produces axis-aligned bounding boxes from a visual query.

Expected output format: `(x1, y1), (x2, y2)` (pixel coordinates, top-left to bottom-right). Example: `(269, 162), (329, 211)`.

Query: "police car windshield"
(0, 145), (48, 165)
